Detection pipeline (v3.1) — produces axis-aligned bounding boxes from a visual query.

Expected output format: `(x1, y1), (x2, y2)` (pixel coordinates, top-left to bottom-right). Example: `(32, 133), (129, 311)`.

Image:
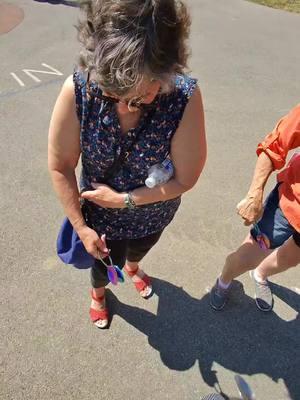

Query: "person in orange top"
(210, 104), (300, 312)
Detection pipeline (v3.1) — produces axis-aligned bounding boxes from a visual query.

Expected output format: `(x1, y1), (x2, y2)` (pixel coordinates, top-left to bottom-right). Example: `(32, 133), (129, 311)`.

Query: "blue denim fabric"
(250, 184), (297, 249)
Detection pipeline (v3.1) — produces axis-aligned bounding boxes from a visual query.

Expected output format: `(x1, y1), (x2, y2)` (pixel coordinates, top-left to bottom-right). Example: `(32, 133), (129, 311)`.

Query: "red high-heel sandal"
(124, 265), (153, 299)
(89, 289), (109, 329)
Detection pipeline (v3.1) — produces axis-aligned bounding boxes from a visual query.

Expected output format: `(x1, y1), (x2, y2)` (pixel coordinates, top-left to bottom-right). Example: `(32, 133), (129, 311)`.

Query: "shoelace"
(256, 280), (271, 296)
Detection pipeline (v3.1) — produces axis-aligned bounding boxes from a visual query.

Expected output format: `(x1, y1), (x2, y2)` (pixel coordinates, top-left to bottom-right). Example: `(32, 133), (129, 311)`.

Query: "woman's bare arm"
(131, 86), (207, 205)
(48, 76), (109, 257)
(48, 76), (83, 229)
(237, 152), (273, 225)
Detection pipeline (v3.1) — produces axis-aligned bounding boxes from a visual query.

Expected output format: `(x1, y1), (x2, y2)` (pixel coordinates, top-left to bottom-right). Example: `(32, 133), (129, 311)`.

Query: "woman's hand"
(236, 189), (264, 226)
(77, 226), (110, 259)
(80, 183), (126, 209)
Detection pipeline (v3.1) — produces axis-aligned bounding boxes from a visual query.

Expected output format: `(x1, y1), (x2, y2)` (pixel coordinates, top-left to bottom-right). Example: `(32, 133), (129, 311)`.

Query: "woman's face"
(102, 78), (161, 114)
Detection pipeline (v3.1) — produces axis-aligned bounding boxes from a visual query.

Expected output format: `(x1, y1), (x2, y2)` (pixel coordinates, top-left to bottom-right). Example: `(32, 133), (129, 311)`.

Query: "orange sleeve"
(256, 104), (300, 170)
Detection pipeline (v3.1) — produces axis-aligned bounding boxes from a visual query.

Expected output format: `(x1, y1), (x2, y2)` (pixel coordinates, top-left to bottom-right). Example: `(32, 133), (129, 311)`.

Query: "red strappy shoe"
(89, 289), (109, 329)
(124, 265), (153, 299)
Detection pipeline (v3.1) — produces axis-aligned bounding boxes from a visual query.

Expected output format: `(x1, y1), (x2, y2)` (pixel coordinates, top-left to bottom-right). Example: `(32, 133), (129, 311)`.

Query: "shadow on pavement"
(108, 278), (300, 399)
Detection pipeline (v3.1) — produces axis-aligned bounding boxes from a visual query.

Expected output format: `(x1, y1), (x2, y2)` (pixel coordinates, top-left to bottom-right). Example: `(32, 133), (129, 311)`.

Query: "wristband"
(124, 192), (137, 209)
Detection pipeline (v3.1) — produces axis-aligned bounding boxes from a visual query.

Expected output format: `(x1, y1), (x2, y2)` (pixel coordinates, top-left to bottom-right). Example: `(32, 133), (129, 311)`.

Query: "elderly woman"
(48, 0), (206, 329)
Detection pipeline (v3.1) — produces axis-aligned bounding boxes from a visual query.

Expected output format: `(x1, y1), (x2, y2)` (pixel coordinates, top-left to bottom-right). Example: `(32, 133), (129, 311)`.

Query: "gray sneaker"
(250, 270), (274, 312)
(210, 279), (232, 310)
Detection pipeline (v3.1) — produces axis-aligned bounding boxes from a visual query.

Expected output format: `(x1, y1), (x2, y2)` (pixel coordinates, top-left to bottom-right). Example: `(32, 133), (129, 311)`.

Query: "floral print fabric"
(74, 71), (197, 239)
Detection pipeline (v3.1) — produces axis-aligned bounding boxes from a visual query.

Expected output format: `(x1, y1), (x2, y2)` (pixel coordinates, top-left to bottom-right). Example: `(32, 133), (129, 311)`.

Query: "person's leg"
(220, 184), (289, 284)
(125, 231), (163, 298)
(210, 234), (272, 310)
(250, 235), (300, 311)
(246, 197), (297, 311)
(211, 184), (291, 310)
(255, 235), (300, 280)
(220, 233), (272, 284)
(90, 238), (128, 328)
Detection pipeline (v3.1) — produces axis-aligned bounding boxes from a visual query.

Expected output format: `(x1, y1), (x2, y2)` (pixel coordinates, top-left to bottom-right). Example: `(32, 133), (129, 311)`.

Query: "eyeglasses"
(86, 73), (156, 111)
(101, 93), (147, 111)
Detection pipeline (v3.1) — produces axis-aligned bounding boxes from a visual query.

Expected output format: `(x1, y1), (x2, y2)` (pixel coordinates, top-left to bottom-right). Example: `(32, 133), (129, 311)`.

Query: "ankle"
(92, 287), (105, 299)
(124, 263), (140, 279)
(253, 269), (267, 283)
(218, 277), (232, 289)
(125, 262), (138, 272)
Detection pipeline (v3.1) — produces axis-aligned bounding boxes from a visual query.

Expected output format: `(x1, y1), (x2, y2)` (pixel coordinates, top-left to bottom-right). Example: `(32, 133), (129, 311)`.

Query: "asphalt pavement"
(0, 0), (299, 399)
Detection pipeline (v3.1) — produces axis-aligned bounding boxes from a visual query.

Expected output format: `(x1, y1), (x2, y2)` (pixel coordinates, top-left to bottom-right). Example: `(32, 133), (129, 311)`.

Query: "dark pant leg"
(127, 231), (163, 263)
(293, 231), (300, 247)
(91, 239), (128, 288)
(250, 183), (294, 249)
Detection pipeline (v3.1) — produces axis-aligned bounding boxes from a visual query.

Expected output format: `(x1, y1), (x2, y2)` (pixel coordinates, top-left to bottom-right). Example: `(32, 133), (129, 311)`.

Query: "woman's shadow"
(107, 278), (300, 399)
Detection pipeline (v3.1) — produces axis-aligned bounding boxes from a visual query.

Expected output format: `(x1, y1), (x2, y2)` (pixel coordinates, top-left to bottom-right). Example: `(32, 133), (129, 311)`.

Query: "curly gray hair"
(77, 0), (191, 95)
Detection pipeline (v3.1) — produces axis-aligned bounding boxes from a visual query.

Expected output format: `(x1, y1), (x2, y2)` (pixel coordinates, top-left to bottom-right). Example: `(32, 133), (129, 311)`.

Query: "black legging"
(293, 231), (300, 247)
(91, 230), (163, 288)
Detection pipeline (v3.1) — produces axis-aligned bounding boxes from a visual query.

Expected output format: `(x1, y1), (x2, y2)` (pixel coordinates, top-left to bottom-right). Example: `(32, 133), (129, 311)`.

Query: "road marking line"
(41, 63), (64, 75)
(0, 76), (65, 99)
(22, 63), (63, 83)
(10, 72), (25, 87)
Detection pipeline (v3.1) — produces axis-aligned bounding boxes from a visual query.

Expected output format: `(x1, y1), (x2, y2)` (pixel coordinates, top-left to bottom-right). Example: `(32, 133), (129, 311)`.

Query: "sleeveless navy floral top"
(74, 71), (197, 240)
